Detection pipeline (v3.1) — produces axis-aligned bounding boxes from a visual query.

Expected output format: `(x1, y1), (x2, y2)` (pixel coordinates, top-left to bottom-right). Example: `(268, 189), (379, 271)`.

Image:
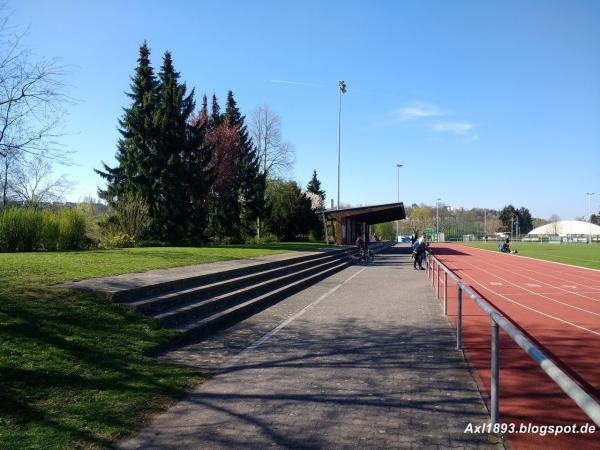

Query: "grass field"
(0, 242), (329, 449)
(461, 242), (600, 270)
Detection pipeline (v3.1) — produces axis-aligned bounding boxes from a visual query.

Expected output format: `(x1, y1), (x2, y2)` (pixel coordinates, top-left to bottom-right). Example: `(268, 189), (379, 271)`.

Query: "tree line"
(96, 42), (324, 245)
(373, 204), (539, 241)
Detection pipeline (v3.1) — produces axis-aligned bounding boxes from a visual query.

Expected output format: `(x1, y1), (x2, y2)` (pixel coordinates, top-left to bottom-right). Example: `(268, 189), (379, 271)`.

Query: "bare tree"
(251, 105), (295, 178)
(0, 11), (70, 162)
(548, 214), (562, 236)
(9, 154), (72, 204)
(1, 147), (17, 206)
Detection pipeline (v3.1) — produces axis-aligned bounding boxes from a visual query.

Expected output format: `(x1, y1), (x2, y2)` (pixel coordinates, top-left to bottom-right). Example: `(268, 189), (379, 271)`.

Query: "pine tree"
(210, 94), (221, 127)
(95, 41), (158, 211)
(152, 51), (202, 243)
(224, 91), (265, 240)
(197, 94), (208, 127)
(306, 169), (325, 202)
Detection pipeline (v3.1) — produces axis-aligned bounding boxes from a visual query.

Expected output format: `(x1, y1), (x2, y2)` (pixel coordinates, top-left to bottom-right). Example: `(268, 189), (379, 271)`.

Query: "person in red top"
(355, 235), (364, 256)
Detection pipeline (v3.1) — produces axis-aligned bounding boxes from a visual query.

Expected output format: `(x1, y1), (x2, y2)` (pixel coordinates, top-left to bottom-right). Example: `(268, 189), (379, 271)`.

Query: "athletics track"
(429, 244), (599, 449)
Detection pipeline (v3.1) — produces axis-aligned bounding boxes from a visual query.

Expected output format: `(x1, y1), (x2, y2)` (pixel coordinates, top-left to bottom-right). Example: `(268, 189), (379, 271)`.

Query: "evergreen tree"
(198, 94), (208, 127)
(264, 179), (313, 241)
(224, 91), (265, 240)
(306, 169), (325, 240)
(306, 169), (325, 202)
(517, 207), (533, 234)
(499, 205), (517, 232)
(151, 51), (203, 243)
(95, 41), (158, 212)
(210, 94), (221, 127)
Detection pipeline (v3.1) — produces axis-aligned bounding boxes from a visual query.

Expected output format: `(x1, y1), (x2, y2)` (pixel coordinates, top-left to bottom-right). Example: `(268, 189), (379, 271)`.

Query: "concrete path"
(119, 246), (503, 449)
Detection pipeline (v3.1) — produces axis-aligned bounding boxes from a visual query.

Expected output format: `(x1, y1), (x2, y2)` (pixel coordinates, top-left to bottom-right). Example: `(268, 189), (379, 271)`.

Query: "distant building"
(527, 220), (600, 241)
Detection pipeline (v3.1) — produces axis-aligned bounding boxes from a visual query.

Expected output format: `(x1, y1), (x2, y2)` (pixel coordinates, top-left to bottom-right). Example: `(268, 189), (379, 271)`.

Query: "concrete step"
(175, 260), (351, 339)
(110, 242), (392, 342)
(121, 251), (348, 315)
(155, 257), (345, 328)
(113, 248), (349, 302)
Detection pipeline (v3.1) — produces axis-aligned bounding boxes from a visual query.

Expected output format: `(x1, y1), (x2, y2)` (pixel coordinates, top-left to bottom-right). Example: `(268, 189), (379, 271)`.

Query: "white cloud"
(393, 102), (444, 121)
(431, 122), (474, 135)
(431, 121), (478, 142)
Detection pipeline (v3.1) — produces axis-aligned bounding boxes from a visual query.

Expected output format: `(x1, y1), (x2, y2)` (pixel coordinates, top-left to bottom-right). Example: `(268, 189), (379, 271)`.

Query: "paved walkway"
(119, 246), (503, 449)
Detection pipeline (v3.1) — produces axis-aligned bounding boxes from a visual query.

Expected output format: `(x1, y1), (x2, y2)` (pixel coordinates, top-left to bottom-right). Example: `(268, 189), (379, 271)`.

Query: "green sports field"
(461, 242), (600, 270)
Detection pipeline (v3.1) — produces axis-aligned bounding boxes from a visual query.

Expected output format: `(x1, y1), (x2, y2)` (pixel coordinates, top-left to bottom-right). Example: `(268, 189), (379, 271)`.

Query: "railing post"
(443, 271), (448, 315)
(426, 254), (430, 278)
(456, 286), (462, 349)
(491, 317), (500, 425)
(436, 264), (440, 299)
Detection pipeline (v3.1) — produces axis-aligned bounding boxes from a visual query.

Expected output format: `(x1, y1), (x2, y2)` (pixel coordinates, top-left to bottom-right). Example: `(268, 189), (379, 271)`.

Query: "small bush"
(113, 193), (150, 240)
(0, 207), (88, 252)
(58, 209), (87, 250)
(41, 210), (60, 251)
(136, 239), (169, 247)
(0, 208), (44, 251)
(99, 232), (135, 249)
(244, 233), (279, 245)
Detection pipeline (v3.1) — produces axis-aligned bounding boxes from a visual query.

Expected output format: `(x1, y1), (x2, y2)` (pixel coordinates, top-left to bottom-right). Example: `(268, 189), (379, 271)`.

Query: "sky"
(7, 0), (600, 220)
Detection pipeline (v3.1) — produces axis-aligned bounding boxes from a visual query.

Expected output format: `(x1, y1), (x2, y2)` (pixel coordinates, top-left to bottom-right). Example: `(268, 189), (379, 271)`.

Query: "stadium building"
(526, 220), (600, 242)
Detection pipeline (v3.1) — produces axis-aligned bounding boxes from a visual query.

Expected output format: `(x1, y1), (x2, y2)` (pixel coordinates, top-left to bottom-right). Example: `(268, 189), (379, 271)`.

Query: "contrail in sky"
(268, 79), (330, 88)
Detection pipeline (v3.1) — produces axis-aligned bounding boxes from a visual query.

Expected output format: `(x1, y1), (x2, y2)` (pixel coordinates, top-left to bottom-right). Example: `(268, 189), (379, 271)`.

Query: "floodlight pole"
(436, 198), (441, 242)
(484, 210), (487, 240)
(587, 192), (595, 244)
(396, 164), (403, 243)
(511, 215), (514, 240)
(337, 80), (346, 210)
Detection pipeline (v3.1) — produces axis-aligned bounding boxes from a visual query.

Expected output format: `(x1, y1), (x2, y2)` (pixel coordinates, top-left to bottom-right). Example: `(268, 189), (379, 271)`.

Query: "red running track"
(429, 244), (599, 450)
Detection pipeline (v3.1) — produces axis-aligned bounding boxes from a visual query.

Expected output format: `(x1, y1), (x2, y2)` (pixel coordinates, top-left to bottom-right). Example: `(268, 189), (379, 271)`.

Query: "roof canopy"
(324, 202), (406, 225)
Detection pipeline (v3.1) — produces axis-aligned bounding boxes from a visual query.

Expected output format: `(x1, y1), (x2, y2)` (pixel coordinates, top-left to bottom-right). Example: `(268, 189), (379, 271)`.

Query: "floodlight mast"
(337, 80), (346, 210)
(396, 164), (403, 243)
(587, 193), (595, 244)
(436, 198), (442, 242)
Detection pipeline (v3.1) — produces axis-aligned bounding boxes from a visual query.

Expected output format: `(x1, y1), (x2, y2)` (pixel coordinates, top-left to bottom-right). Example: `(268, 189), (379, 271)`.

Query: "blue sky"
(8, 0), (600, 219)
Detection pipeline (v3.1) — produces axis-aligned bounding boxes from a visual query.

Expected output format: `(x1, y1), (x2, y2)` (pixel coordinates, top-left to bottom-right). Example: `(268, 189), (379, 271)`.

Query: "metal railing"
(425, 251), (600, 427)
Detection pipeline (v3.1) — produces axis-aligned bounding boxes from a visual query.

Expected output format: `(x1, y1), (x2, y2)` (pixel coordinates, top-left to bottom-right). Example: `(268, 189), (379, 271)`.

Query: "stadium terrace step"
(123, 251), (349, 315)
(111, 250), (342, 302)
(61, 242), (393, 340)
(154, 256), (346, 328)
(175, 260), (351, 338)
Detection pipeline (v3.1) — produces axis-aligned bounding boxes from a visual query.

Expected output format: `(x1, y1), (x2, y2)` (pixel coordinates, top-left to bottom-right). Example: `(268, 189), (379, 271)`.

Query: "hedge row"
(0, 207), (88, 252)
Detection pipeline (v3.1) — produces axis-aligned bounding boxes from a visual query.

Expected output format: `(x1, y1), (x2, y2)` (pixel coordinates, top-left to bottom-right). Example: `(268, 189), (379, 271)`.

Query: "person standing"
(413, 236), (426, 270)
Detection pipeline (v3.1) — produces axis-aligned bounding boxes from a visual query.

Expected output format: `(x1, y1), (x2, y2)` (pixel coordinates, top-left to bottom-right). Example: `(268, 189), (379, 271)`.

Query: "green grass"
(460, 242), (600, 270)
(0, 242), (329, 290)
(0, 242), (330, 449)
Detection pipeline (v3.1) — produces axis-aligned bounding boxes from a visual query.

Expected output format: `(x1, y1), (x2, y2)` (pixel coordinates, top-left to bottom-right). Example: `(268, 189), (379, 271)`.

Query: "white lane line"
(442, 259), (600, 336)
(221, 266), (368, 371)
(525, 283), (541, 288)
(455, 248), (600, 304)
(456, 256), (600, 317)
(502, 292), (600, 296)
(456, 245), (600, 289)
(458, 244), (600, 274)
(490, 282), (503, 286)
